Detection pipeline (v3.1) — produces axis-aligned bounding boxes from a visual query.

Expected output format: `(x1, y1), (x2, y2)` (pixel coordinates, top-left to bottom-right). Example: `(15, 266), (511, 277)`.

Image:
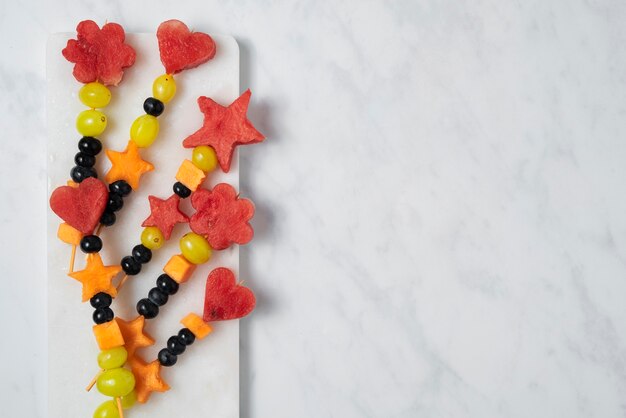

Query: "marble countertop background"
(2, 1), (626, 417)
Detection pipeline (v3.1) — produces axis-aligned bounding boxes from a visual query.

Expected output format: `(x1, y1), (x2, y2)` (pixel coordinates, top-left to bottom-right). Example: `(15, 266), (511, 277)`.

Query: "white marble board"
(47, 33), (240, 418)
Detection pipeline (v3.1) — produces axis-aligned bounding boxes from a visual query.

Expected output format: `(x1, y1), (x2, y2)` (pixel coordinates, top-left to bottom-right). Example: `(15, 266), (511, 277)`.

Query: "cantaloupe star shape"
(105, 141), (154, 190)
(129, 355), (170, 403)
(115, 316), (155, 359)
(69, 253), (121, 302)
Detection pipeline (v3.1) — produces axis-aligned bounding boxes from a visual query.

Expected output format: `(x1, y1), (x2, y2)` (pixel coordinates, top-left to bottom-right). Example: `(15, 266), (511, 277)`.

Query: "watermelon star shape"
(182, 89), (265, 172)
(189, 183), (255, 250)
(142, 194), (189, 240)
(62, 20), (136, 86)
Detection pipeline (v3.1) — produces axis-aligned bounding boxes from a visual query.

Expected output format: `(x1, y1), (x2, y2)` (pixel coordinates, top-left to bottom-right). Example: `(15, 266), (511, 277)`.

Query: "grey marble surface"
(2, 1), (626, 417)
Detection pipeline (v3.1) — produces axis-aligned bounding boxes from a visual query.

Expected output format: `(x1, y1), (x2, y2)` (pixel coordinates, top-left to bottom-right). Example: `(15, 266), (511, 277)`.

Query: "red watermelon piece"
(182, 91), (265, 172)
(190, 184), (255, 250)
(157, 20), (216, 74)
(141, 194), (189, 240)
(49, 177), (108, 234)
(62, 20), (136, 86)
(203, 268), (255, 322)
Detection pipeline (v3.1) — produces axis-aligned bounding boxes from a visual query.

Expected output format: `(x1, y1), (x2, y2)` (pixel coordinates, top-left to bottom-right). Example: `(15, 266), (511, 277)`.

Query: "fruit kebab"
(57, 20), (136, 273)
(110, 268), (256, 408)
(103, 19), (218, 286)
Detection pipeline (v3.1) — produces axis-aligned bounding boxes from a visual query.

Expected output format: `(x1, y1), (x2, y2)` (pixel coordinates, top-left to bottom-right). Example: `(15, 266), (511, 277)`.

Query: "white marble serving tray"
(47, 33), (240, 418)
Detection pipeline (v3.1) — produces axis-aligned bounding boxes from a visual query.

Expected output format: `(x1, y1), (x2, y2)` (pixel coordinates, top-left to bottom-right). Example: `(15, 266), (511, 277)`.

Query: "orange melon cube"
(181, 313), (213, 339)
(163, 254), (196, 284)
(57, 222), (83, 245)
(175, 160), (206, 191)
(93, 320), (125, 350)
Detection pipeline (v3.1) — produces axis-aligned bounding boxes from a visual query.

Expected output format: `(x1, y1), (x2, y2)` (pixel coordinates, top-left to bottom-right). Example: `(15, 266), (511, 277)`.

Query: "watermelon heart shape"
(49, 177), (108, 234)
(157, 20), (216, 74)
(203, 268), (256, 322)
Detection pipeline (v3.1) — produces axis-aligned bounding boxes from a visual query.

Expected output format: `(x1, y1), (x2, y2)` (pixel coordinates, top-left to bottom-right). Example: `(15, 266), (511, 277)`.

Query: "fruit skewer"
(58, 20), (136, 274)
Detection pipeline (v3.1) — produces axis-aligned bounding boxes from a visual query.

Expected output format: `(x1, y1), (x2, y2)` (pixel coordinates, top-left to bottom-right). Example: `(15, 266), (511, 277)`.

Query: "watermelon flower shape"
(190, 184), (255, 250)
(62, 20), (136, 86)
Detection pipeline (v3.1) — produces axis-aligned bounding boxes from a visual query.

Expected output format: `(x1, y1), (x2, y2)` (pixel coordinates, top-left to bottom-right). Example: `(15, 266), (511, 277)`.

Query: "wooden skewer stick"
(85, 369), (103, 392)
(116, 397), (124, 418)
(95, 224), (103, 236)
(69, 245), (77, 273)
(117, 274), (129, 291)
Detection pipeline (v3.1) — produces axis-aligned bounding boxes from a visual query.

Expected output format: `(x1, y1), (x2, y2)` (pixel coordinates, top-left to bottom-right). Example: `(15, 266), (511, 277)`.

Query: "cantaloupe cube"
(181, 313), (213, 339)
(57, 222), (83, 245)
(93, 320), (125, 350)
(175, 159), (206, 191)
(163, 254), (196, 283)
